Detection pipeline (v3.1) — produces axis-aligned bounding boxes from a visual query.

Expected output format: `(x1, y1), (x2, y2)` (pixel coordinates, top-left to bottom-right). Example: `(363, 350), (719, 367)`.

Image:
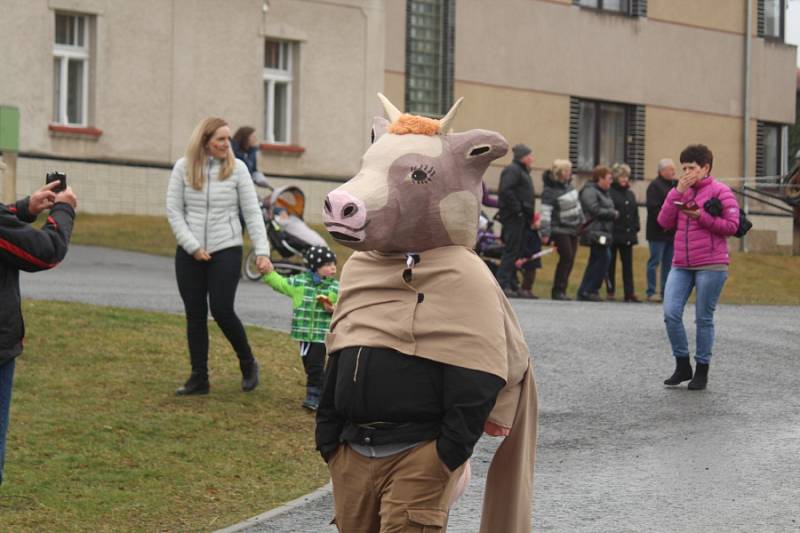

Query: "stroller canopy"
(268, 185), (307, 219)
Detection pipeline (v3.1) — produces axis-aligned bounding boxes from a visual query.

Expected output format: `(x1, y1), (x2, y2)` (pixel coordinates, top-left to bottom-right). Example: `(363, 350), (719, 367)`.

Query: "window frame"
(574, 98), (630, 173)
(52, 12), (90, 127)
(759, 0), (786, 41)
(404, 0), (455, 117)
(757, 121), (788, 182)
(263, 39), (294, 145)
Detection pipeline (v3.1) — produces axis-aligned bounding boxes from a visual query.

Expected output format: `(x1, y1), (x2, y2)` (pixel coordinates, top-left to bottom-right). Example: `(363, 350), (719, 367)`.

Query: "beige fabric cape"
(327, 245), (538, 533)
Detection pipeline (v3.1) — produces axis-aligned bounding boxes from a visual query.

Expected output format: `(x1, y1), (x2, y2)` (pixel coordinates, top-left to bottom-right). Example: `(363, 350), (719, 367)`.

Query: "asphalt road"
(21, 246), (800, 532)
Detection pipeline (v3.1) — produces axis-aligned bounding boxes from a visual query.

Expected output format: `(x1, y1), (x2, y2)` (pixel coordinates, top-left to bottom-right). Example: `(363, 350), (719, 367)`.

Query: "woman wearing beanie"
(657, 144), (739, 390)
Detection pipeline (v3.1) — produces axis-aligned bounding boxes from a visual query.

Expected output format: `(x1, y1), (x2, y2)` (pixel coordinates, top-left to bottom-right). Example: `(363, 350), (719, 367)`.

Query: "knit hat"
(512, 144), (532, 160)
(304, 245), (336, 272)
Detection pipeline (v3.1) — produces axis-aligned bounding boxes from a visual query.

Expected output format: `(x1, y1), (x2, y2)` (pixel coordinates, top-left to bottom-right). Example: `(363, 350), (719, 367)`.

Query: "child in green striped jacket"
(263, 245), (339, 410)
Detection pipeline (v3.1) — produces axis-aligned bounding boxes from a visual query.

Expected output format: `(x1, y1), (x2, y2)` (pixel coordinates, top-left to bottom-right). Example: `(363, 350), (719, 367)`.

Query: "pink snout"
(323, 189), (369, 243)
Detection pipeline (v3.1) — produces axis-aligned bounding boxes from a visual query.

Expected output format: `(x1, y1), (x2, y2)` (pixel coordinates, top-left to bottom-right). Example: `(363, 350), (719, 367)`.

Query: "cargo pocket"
(406, 508), (447, 532)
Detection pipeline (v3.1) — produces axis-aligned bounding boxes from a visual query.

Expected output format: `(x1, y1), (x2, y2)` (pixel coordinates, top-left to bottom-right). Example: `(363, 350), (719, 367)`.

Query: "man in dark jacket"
(0, 180), (76, 484)
(645, 159), (676, 302)
(496, 144), (535, 297)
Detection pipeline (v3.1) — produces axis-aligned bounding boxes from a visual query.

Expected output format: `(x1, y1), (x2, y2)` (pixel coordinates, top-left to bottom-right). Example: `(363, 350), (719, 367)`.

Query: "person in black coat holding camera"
(606, 163), (641, 302)
(0, 178), (76, 484)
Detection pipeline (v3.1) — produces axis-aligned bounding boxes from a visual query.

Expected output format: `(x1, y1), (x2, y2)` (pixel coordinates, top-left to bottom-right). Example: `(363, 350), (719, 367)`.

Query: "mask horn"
(438, 97), (464, 133)
(377, 93), (402, 123)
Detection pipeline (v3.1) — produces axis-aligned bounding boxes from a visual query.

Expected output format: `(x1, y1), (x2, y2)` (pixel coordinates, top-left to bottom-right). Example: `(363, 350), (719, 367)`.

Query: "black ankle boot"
(688, 362), (709, 390)
(664, 358), (693, 386)
(302, 386), (321, 411)
(176, 372), (209, 396)
(241, 360), (259, 392)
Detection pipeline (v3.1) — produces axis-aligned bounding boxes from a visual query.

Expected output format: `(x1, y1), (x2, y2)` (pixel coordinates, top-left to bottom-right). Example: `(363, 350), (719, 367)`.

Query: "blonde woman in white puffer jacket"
(166, 117), (273, 396)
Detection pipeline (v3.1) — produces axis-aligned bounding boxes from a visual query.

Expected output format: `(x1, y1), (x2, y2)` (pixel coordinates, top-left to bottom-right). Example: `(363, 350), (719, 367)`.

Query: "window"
(404, 0), (455, 117)
(759, 0), (785, 40)
(53, 13), (90, 126)
(570, 98), (645, 179)
(263, 39), (293, 144)
(574, 0), (647, 17)
(757, 122), (788, 181)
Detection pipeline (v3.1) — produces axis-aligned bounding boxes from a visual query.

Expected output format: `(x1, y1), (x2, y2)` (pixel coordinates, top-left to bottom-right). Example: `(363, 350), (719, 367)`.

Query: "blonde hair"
(551, 159), (572, 182)
(185, 117), (235, 190)
(611, 163), (631, 181)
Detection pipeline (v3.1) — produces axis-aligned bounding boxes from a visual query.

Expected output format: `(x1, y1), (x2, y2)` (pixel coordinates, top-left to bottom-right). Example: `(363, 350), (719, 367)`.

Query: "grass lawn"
(72, 214), (799, 305)
(1, 301), (329, 532)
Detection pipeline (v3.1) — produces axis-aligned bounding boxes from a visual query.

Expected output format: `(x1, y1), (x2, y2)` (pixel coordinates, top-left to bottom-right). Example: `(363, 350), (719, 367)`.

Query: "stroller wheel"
(242, 249), (262, 281)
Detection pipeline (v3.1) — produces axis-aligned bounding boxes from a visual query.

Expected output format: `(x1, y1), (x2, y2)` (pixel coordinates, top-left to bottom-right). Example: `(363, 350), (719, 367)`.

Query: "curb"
(214, 482), (332, 533)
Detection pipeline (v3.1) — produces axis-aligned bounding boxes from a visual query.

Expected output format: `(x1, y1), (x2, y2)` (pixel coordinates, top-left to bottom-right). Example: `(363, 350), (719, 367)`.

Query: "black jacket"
(315, 346), (504, 471)
(0, 199), (74, 365)
(498, 160), (534, 222)
(646, 176), (676, 242)
(579, 182), (617, 247)
(609, 182), (640, 246)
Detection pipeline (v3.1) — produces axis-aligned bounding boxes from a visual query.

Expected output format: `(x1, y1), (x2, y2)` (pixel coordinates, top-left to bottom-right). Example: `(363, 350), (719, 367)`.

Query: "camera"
(45, 171), (67, 193)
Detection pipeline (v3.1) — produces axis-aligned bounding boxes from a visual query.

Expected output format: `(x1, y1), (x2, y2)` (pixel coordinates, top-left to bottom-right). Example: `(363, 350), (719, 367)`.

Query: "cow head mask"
(323, 93), (509, 253)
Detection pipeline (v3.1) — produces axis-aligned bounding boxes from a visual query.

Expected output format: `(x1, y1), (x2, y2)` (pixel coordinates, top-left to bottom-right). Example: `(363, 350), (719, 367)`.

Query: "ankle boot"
(688, 362), (709, 390)
(663, 358), (693, 386)
(241, 360), (259, 392)
(176, 372), (209, 396)
(302, 386), (322, 411)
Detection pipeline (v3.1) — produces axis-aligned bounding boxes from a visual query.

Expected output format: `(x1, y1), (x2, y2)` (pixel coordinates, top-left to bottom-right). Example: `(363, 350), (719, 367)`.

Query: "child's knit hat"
(304, 245), (336, 272)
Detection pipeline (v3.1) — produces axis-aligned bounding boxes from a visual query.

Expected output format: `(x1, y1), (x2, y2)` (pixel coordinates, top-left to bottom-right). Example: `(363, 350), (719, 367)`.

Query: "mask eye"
(408, 164), (435, 184)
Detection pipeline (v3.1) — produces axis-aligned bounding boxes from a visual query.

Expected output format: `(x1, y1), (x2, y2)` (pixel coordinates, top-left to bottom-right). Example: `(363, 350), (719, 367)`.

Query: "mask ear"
(446, 129), (509, 184)
(371, 117), (390, 144)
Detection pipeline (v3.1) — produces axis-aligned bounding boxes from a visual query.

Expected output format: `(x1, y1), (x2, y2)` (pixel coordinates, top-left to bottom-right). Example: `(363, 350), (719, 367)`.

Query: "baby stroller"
(242, 185), (328, 280)
(475, 211), (504, 275)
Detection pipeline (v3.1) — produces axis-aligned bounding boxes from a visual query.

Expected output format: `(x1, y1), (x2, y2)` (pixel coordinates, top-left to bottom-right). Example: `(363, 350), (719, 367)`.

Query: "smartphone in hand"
(46, 171), (67, 193)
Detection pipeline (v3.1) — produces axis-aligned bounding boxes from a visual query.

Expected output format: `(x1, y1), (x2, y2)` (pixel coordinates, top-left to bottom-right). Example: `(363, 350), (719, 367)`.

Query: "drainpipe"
(742, 0), (753, 252)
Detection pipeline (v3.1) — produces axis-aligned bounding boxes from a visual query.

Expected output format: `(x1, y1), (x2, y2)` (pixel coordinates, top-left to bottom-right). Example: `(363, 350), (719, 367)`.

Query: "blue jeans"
(0, 358), (15, 485)
(663, 268), (728, 364)
(578, 244), (611, 296)
(646, 240), (674, 297)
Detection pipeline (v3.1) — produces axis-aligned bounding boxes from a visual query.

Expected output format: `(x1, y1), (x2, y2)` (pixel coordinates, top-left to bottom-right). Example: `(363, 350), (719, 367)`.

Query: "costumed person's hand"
(256, 255), (273, 274)
(54, 186), (78, 209)
(29, 181), (59, 215)
(193, 248), (212, 261)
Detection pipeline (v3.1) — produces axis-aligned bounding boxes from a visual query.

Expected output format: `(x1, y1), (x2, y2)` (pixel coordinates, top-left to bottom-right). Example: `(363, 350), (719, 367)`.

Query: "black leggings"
(175, 246), (254, 375)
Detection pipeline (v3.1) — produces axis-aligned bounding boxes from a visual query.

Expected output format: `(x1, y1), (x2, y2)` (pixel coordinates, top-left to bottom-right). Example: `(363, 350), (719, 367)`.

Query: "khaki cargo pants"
(328, 440), (465, 532)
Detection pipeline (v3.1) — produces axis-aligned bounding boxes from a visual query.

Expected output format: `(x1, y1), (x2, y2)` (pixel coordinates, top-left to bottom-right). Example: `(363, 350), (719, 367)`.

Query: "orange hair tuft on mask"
(388, 114), (441, 136)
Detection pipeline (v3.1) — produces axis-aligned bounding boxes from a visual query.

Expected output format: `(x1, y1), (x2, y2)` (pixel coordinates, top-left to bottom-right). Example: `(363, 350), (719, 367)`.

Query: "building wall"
(0, 0), (385, 179)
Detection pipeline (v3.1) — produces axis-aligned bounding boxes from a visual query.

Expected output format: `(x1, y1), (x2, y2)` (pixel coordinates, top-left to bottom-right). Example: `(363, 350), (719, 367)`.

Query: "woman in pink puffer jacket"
(657, 145), (739, 391)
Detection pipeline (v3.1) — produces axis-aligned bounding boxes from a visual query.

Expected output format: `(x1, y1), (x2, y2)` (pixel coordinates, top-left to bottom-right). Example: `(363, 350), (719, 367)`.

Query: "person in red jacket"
(0, 178), (77, 484)
(657, 144), (739, 390)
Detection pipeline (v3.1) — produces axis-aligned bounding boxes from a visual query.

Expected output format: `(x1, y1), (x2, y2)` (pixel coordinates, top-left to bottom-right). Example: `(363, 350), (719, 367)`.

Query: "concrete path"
(21, 246), (800, 532)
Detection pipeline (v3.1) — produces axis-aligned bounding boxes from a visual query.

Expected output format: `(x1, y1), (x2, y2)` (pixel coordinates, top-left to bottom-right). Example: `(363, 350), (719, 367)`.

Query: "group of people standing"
(492, 147), (678, 305)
